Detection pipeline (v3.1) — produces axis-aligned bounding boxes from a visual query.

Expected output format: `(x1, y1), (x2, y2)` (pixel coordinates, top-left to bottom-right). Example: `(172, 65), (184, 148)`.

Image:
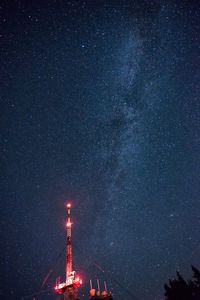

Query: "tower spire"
(66, 203), (72, 281)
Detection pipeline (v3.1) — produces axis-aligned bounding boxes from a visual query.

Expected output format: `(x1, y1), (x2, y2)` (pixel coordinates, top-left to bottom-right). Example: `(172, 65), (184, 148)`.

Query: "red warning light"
(67, 203), (71, 208)
(74, 276), (82, 287)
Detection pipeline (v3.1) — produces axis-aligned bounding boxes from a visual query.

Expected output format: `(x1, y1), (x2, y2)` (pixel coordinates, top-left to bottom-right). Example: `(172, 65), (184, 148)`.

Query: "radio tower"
(54, 203), (82, 300)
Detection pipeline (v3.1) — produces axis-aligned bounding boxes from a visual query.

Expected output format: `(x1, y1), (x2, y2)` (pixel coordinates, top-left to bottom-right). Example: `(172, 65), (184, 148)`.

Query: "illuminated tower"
(54, 203), (82, 300)
(66, 203), (72, 283)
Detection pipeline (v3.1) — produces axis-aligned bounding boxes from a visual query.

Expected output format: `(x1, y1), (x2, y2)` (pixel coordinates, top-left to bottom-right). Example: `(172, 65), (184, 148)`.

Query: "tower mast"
(54, 203), (82, 299)
(66, 203), (72, 282)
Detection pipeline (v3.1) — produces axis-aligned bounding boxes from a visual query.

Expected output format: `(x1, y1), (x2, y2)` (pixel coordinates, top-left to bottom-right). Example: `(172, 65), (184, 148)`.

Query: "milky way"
(1, 1), (200, 300)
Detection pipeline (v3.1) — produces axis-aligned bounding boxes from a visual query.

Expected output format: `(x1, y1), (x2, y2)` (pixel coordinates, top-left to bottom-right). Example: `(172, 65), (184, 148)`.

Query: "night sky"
(1, 1), (200, 300)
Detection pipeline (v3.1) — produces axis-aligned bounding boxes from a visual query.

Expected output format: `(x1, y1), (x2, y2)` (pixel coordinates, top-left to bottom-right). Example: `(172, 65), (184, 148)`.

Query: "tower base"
(63, 286), (79, 300)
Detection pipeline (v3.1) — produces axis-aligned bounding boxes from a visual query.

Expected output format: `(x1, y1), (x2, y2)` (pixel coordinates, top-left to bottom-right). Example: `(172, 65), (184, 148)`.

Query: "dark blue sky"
(1, 1), (200, 300)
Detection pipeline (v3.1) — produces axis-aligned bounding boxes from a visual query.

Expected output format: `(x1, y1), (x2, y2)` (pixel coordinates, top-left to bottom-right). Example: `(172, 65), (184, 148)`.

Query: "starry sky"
(1, 1), (200, 300)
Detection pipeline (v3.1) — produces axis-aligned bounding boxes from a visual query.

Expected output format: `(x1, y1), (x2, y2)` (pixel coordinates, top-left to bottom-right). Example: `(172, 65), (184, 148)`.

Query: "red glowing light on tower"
(66, 222), (72, 227)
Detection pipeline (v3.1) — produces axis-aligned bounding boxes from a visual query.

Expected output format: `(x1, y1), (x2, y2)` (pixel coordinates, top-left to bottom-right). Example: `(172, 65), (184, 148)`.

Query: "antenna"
(104, 281), (107, 291)
(97, 278), (101, 294)
(90, 279), (93, 290)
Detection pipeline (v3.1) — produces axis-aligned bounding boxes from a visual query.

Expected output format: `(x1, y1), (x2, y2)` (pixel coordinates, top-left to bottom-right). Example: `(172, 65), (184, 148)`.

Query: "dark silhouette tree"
(164, 266), (200, 300)
(192, 266), (200, 288)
